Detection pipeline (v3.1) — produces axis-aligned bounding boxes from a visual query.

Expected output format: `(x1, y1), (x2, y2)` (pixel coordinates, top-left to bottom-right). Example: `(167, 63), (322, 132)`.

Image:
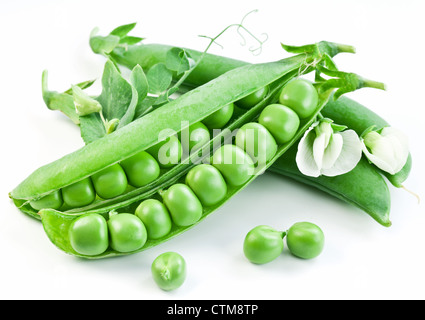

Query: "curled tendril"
(198, 9), (268, 56)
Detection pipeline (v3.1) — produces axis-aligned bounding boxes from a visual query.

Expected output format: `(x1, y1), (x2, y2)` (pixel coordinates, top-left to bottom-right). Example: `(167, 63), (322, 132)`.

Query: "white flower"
(296, 119), (363, 177)
(361, 127), (409, 175)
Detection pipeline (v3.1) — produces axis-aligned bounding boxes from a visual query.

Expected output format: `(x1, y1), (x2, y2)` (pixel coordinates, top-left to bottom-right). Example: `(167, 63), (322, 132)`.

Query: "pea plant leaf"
(166, 47), (193, 76)
(79, 113), (106, 144)
(146, 63), (173, 94)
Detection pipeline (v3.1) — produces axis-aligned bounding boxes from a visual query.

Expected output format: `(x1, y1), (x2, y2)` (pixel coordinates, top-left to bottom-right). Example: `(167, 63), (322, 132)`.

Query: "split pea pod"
(106, 42), (399, 226)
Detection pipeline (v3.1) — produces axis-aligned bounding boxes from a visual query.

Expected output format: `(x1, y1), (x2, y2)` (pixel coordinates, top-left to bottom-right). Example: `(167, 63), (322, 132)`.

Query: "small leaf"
(110, 23), (137, 37)
(166, 47), (192, 75)
(90, 34), (120, 54)
(146, 63), (172, 94)
(79, 113), (106, 145)
(119, 36), (144, 45)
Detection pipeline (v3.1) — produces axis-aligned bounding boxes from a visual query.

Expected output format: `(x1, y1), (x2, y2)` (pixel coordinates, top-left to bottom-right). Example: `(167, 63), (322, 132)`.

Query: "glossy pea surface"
(286, 222), (325, 259)
(68, 213), (109, 256)
(151, 252), (186, 291)
(258, 104), (300, 144)
(135, 199), (172, 240)
(120, 151), (160, 187)
(243, 225), (284, 264)
(30, 189), (63, 211)
(202, 103), (234, 129)
(180, 122), (210, 155)
(236, 86), (268, 109)
(279, 79), (318, 119)
(108, 213), (147, 253)
(185, 164), (227, 206)
(235, 122), (278, 166)
(162, 184), (203, 227)
(211, 144), (254, 186)
(147, 135), (182, 168)
(91, 164), (128, 199)
(62, 178), (96, 208)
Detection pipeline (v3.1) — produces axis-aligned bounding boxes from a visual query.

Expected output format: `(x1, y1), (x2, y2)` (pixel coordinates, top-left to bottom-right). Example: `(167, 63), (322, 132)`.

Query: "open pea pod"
(10, 52), (311, 220)
(39, 80), (336, 259)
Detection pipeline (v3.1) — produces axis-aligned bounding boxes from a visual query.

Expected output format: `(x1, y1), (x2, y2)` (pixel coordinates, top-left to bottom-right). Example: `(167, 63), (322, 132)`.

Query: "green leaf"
(146, 63), (172, 94)
(166, 47), (192, 75)
(96, 60), (133, 121)
(129, 64), (149, 114)
(90, 34), (120, 54)
(119, 36), (144, 45)
(110, 22), (137, 37)
(79, 113), (106, 145)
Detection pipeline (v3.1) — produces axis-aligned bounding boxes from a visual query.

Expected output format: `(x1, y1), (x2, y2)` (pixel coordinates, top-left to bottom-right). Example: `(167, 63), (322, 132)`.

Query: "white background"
(1, 0), (424, 300)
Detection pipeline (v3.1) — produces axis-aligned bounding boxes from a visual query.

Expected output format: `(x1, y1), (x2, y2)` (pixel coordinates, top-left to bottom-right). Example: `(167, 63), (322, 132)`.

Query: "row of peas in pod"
(67, 78), (319, 256)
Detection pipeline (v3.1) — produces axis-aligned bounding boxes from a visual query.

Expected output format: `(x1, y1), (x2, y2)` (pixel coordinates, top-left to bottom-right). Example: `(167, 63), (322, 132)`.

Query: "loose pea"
(161, 184), (203, 227)
(120, 151), (160, 187)
(235, 122), (277, 166)
(236, 86), (269, 109)
(258, 104), (300, 144)
(211, 144), (254, 186)
(151, 252), (186, 291)
(147, 135), (182, 168)
(91, 164), (128, 199)
(279, 79), (319, 119)
(62, 178), (96, 208)
(202, 103), (234, 129)
(185, 164), (227, 207)
(68, 213), (109, 256)
(135, 199), (172, 240)
(107, 213), (147, 253)
(286, 222), (325, 259)
(243, 225), (285, 264)
(30, 189), (63, 211)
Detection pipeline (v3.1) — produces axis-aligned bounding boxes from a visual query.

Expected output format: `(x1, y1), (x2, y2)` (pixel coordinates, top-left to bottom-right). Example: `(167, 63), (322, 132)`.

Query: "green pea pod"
(39, 77), (336, 259)
(103, 42), (398, 225)
(322, 96), (412, 188)
(10, 54), (307, 217)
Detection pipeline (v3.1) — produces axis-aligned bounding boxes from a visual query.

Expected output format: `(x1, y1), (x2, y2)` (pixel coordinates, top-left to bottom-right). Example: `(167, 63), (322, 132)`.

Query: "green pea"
(211, 144), (254, 186)
(30, 189), (63, 211)
(202, 103), (234, 129)
(91, 164), (128, 199)
(235, 122), (277, 166)
(279, 79), (319, 119)
(68, 213), (109, 256)
(107, 213), (147, 253)
(62, 178), (96, 208)
(120, 151), (160, 187)
(258, 104), (300, 144)
(180, 122), (210, 155)
(286, 222), (325, 259)
(135, 199), (172, 240)
(151, 252), (186, 291)
(161, 184), (203, 227)
(236, 86), (269, 109)
(185, 164), (227, 207)
(147, 135), (182, 168)
(243, 225), (285, 264)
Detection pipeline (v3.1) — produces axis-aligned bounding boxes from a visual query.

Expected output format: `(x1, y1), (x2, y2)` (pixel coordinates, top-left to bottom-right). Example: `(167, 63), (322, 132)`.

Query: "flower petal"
(321, 133), (343, 170)
(296, 127), (321, 177)
(313, 132), (326, 170)
(381, 127), (409, 173)
(322, 130), (362, 176)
